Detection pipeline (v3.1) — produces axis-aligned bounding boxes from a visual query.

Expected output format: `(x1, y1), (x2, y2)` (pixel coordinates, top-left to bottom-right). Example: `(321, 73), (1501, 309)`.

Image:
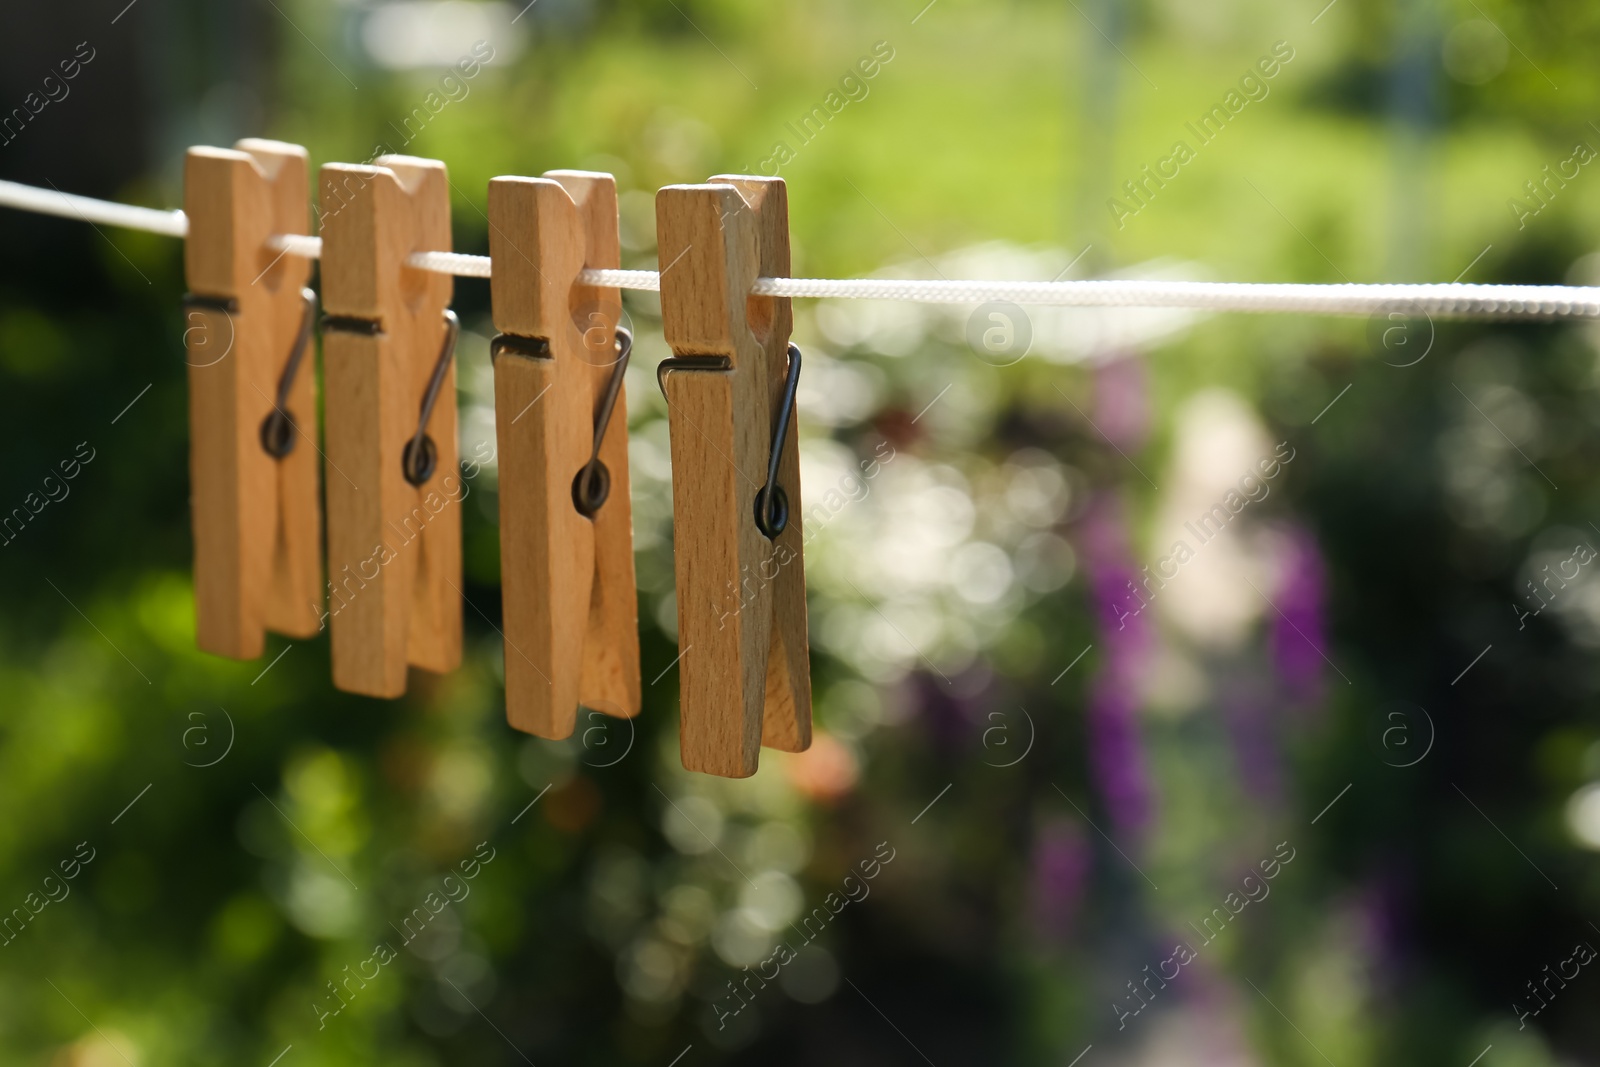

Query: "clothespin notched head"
(183, 139), (322, 660)
(655, 175), (812, 778)
(318, 156), (462, 699)
(487, 171), (641, 740)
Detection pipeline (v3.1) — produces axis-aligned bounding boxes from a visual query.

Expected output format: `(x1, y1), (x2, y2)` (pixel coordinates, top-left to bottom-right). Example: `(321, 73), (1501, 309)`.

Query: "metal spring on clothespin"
(656, 341), (803, 540)
(401, 310), (461, 486)
(572, 326), (633, 517)
(258, 289), (317, 459)
(754, 342), (801, 539)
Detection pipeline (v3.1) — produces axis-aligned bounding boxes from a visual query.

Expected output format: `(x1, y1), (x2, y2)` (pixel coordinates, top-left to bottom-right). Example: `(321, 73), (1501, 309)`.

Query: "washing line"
(3, 177), (1595, 321)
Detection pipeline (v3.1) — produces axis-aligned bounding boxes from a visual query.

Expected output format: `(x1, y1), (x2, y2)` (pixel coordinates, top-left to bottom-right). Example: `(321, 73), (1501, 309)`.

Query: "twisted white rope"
(745, 277), (1600, 319)
(0, 179), (190, 238)
(6, 178), (1598, 320)
(406, 248), (492, 278)
(269, 232), (322, 259)
(581, 267), (659, 292)
(264, 236), (492, 278)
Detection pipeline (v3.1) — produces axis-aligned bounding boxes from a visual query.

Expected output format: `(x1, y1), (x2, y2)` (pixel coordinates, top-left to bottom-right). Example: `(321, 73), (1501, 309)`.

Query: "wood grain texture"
(656, 177), (812, 777)
(488, 172), (639, 739)
(319, 157), (460, 698)
(488, 177), (591, 737)
(550, 171), (642, 722)
(712, 176), (812, 754)
(183, 140), (320, 661)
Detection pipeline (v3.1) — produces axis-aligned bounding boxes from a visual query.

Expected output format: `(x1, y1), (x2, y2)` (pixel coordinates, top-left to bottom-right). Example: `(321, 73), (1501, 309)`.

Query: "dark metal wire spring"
(402, 309), (461, 486)
(754, 343), (802, 540)
(572, 327), (633, 518)
(258, 288), (318, 458)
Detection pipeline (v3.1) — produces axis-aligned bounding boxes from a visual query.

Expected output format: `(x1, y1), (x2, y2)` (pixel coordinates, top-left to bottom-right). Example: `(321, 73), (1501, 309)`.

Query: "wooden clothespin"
(487, 171), (641, 738)
(318, 156), (461, 698)
(655, 175), (811, 778)
(183, 139), (322, 660)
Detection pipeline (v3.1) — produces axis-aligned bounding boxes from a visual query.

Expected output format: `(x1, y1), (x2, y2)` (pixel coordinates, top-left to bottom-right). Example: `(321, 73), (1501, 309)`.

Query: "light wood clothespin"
(487, 171), (641, 738)
(655, 175), (811, 778)
(183, 139), (322, 660)
(319, 156), (462, 698)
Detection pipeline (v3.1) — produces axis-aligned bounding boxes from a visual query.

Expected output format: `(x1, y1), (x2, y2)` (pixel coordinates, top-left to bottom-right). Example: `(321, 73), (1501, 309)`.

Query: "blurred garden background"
(3, 0), (1600, 1064)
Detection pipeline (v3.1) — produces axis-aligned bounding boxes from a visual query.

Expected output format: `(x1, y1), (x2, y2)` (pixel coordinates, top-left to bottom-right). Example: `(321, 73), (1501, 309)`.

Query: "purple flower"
(1270, 524), (1329, 706)
(1219, 678), (1281, 802)
(906, 666), (1000, 756)
(1077, 494), (1155, 835)
(1093, 353), (1151, 451)
(1352, 874), (1408, 990)
(1029, 817), (1090, 944)
(1087, 672), (1153, 832)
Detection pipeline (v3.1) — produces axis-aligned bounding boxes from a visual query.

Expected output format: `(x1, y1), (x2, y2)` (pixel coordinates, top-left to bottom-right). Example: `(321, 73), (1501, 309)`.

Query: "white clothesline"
(4, 177), (1599, 320)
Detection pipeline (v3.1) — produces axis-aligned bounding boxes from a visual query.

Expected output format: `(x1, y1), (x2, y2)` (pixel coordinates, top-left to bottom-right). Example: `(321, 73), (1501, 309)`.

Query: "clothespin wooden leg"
(488, 171), (641, 738)
(557, 172), (644, 724)
(656, 176), (812, 778)
(319, 156), (462, 698)
(183, 139), (321, 660)
(715, 175), (812, 756)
